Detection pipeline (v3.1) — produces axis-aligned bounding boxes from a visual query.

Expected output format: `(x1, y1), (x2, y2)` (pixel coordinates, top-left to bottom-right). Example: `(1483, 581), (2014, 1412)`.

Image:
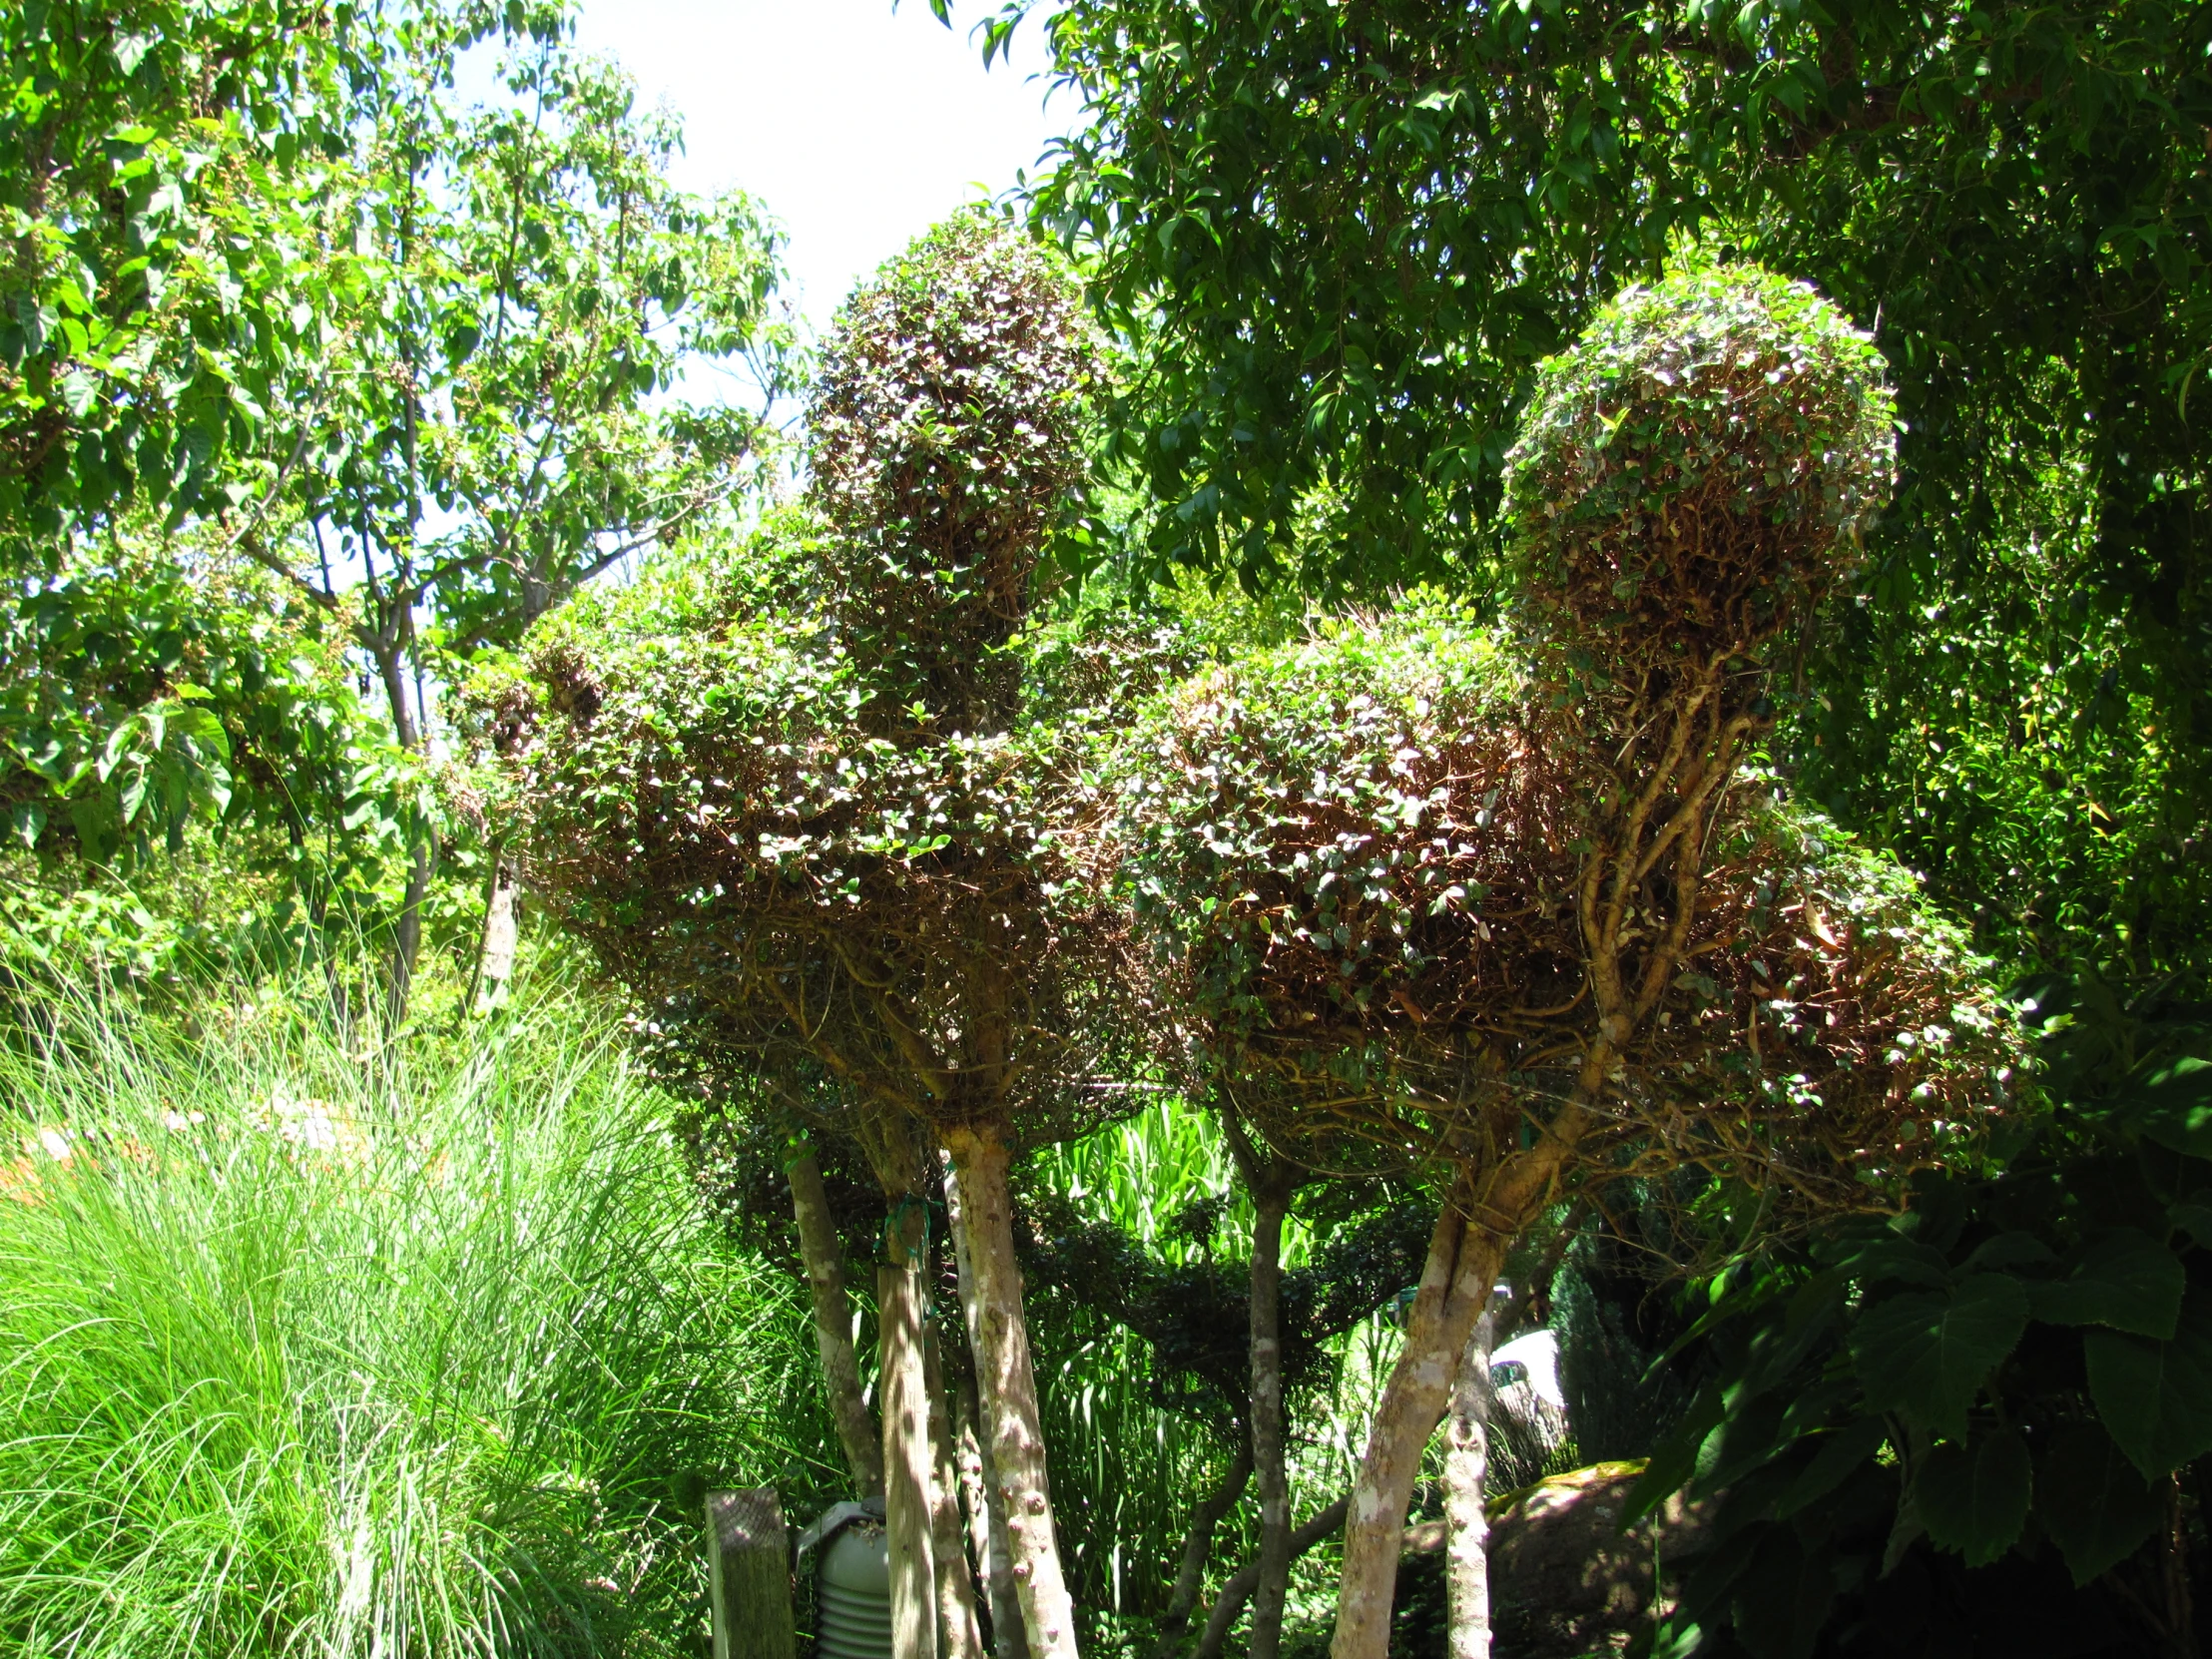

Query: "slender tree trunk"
(362, 616), (428, 1031)
(1330, 1207), (1504, 1659)
(1151, 1440), (1253, 1659)
(1444, 1310), (1497, 1659)
(471, 847), (520, 1016)
(943, 1126), (1079, 1659)
(789, 1147), (883, 1496)
(881, 1198), (941, 1659)
(1329, 1085), (1594, 1659)
(926, 1323), (986, 1659)
(955, 1365), (1025, 1658)
(948, 1167), (1029, 1659)
(1248, 1191), (1293, 1659)
(1192, 1495), (1353, 1659)
(386, 844), (430, 1029)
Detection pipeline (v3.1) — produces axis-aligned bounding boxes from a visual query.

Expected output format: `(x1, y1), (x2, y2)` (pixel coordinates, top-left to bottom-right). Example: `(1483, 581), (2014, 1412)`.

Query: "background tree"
(1, 0), (369, 560)
(3, 1), (795, 1023)
(1104, 266), (2021, 1655)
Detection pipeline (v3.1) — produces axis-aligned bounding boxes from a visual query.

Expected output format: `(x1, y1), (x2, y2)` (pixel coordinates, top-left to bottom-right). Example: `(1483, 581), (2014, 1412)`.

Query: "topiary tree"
(1104, 265), (2025, 1658)
(472, 217), (1129, 1659)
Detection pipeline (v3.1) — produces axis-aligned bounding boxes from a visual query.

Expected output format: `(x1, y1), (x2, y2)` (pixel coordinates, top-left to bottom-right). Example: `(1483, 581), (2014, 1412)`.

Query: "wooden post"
(708, 1488), (796, 1659)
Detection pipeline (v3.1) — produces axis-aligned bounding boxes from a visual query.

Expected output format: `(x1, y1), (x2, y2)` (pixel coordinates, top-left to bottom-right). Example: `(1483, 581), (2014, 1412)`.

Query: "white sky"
(568, 0), (1076, 341)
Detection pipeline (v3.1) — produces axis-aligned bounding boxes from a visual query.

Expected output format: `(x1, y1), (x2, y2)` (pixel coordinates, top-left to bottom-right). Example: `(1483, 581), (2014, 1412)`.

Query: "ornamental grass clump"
(473, 218), (1125, 1659)
(1104, 265), (2023, 1659)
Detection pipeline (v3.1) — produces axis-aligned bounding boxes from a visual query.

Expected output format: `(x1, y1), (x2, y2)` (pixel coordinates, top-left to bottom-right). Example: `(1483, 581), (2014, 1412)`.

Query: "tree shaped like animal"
(474, 219), (1130, 1659)
(1105, 266), (2025, 1657)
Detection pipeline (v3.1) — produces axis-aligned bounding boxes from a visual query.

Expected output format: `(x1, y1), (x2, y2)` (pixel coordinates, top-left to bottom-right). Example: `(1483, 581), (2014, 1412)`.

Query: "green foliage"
(0, 0), (370, 550)
(0, 0), (797, 990)
(1787, 423), (2212, 995)
(477, 220), (1132, 1146)
(0, 977), (834, 1658)
(1627, 987), (2212, 1654)
(1015, 1168), (1434, 1436)
(1848, 1273), (2030, 1441)
(997, 0), (2209, 666)
(255, 27), (795, 663)
(0, 545), (415, 879)
(1547, 1212), (1708, 1464)
(1106, 598), (2014, 1207)
(982, 0), (2212, 1015)
(1504, 264), (1896, 665)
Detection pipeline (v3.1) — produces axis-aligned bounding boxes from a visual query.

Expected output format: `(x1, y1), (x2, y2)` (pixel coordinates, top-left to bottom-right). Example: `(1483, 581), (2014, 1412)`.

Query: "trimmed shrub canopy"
(1504, 264), (1897, 670)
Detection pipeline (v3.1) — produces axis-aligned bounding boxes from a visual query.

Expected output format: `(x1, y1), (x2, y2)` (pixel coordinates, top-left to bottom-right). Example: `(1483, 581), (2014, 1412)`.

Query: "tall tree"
(3, 2), (794, 1018)
(1, 0), (372, 562)
(241, 17), (790, 1019)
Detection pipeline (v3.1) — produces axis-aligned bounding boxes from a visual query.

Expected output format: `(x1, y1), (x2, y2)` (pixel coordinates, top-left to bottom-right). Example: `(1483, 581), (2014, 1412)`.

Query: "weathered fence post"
(708, 1487), (796, 1659)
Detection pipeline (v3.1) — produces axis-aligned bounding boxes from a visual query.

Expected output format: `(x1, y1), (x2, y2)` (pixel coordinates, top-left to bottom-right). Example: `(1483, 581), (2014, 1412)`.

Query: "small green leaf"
(1917, 1429), (2030, 1567)
(2085, 1287), (2212, 1480)
(2038, 1422), (2164, 1587)
(2027, 1229), (2186, 1339)
(1852, 1273), (2028, 1437)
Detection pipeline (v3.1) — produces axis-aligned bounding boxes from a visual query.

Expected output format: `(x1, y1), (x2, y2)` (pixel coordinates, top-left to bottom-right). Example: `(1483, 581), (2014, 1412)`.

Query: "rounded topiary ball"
(810, 216), (1095, 650)
(1502, 263), (1896, 670)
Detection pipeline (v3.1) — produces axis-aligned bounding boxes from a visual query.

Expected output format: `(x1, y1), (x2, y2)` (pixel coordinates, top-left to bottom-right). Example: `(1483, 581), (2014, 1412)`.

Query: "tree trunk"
(926, 1323), (986, 1659)
(386, 844), (430, 1030)
(363, 619), (428, 1032)
(1192, 1494), (1353, 1659)
(944, 1126), (1079, 1659)
(955, 1360), (1026, 1658)
(1152, 1439), (1253, 1659)
(880, 1199), (940, 1659)
(1248, 1192), (1293, 1659)
(1444, 1310), (1497, 1659)
(789, 1148), (883, 1496)
(1330, 1206), (1504, 1659)
(471, 848), (520, 1015)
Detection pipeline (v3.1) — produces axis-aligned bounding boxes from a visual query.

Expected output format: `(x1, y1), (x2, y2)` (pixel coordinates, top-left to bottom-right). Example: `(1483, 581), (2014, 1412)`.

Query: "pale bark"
(1247, 1193), (1293, 1659)
(1329, 1206), (1504, 1659)
(948, 1170), (1029, 1659)
(363, 611), (427, 1032)
(926, 1323), (986, 1659)
(789, 1148), (883, 1496)
(1330, 1087), (1593, 1659)
(881, 1201), (940, 1659)
(955, 1366), (1026, 1658)
(1444, 1311), (1497, 1659)
(1192, 1494), (1352, 1659)
(470, 850), (519, 1015)
(944, 1126), (1079, 1659)
(1150, 1440), (1253, 1659)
